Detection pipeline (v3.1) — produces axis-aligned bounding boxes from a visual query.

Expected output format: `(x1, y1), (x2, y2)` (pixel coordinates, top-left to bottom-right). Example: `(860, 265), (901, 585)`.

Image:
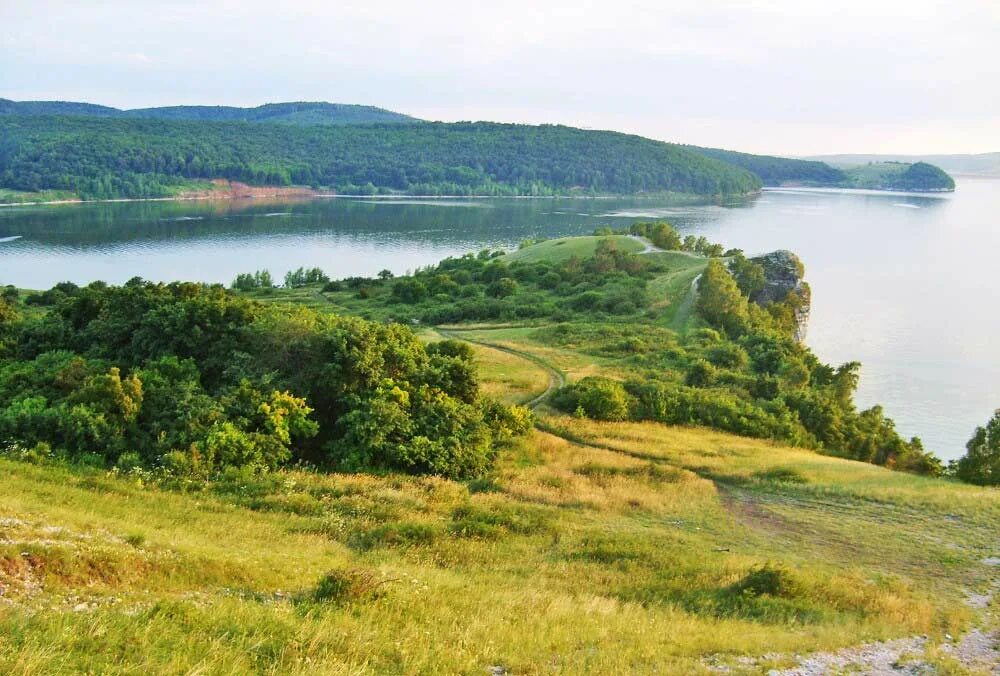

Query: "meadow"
(1, 234), (997, 674)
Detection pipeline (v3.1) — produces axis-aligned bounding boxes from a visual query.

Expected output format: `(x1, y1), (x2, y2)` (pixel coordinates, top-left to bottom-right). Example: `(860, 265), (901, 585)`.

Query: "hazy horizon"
(3, 0), (998, 156)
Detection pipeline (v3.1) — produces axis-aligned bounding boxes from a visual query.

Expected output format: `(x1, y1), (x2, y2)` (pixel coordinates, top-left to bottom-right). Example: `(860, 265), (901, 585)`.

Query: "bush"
(649, 222), (682, 250)
(487, 278), (518, 298)
(685, 359), (716, 387)
(953, 409), (1000, 485)
(552, 377), (631, 422)
(449, 502), (550, 539)
(730, 564), (797, 598)
(311, 568), (390, 604)
(349, 521), (442, 550)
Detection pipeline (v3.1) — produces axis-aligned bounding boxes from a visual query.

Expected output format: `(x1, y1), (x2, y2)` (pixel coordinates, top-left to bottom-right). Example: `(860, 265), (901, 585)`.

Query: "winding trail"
(627, 235), (664, 254)
(435, 327), (565, 410)
(669, 272), (702, 332)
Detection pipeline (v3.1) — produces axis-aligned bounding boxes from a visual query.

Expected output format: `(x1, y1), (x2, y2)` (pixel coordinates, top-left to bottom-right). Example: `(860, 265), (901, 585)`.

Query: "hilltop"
(0, 98), (418, 125)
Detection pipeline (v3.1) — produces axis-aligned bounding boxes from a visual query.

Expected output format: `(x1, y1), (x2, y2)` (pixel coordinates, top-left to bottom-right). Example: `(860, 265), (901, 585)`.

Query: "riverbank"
(0, 187), (755, 208)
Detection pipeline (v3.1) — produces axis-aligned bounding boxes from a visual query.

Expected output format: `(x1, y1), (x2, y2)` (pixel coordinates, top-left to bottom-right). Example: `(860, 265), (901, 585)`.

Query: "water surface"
(2, 180), (998, 460)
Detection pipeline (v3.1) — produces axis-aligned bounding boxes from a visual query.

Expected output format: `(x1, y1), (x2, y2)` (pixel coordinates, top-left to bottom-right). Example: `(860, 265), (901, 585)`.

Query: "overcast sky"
(2, 0), (998, 155)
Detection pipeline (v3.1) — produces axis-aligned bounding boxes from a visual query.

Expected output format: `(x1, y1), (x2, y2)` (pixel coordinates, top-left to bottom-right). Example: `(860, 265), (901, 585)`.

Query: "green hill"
(686, 145), (848, 185)
(0, 99), (956, 195)
(0, 98), (121, 117)
(809, 152), (1000, 177)
(0, 116), (762, 199)
(842, 161), (956, 191)
(0, 99), (418, 125)
(687, 145), (954, 191)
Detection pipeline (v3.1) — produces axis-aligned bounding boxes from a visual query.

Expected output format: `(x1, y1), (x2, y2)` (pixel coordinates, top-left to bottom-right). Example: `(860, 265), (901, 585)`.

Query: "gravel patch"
(767, 637), (930, 676)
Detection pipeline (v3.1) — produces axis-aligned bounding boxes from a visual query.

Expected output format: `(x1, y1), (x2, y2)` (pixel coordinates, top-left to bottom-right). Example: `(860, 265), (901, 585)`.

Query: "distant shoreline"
(0, 189), (752, 209)
(6, 177), (990, 209)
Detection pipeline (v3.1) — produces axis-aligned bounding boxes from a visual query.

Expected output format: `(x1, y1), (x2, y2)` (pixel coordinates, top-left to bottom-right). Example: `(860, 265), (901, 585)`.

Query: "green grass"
(3, 410), (993, 673)
(5, 236), (996, 672)
(1, 329), (997, 672)
(503, 235), (644, 263)
(457, 337), (552, 405)
(645, 251), (708, 331)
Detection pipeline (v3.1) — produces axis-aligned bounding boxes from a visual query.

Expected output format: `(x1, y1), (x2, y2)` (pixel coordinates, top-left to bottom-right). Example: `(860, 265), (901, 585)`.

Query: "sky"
(2, 0), (998, 155)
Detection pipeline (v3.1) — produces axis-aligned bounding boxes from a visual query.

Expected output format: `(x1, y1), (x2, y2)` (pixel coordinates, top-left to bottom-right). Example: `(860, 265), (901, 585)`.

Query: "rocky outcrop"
(749, 250), (811, 342)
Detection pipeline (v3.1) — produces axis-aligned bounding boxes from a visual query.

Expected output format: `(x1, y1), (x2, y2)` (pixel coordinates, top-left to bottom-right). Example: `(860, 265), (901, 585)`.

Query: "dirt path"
(435, 328), (565, 410)
(628, 235), (663, 254)
(668, 272), (702, 331)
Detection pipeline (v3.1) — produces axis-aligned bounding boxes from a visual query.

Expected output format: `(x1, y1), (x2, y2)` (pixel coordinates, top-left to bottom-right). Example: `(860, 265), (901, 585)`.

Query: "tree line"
(0, 115), (761, 199)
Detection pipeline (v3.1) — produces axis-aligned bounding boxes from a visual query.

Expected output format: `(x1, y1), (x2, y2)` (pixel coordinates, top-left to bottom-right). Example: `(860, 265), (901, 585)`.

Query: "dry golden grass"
(1, 415), (977, 674)
(469, 343), (551, 405)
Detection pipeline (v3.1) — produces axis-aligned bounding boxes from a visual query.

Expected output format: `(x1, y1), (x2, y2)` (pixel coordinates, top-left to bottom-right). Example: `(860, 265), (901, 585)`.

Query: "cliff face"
(750, 250), (811, 342)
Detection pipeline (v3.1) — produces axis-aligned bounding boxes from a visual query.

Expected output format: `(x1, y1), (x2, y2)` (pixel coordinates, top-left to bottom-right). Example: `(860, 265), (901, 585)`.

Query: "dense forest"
(841, 161), (956, 191)
(689, 145), (955, 191)
(0, 115), (762, 199)
(0, 101), (954, 198)
(686, 146), (849, 185)
(0, 99), (418, 125)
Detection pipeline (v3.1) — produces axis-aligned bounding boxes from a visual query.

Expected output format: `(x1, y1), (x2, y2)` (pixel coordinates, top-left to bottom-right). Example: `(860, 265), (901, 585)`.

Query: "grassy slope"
(4, 418), (994, 673)
(3, 239), (998, 673)
(502, 235), (644, 263)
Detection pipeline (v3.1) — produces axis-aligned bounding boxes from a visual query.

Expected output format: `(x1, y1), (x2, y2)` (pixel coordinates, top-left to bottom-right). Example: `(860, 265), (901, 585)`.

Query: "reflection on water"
(1, 181), (998, 460)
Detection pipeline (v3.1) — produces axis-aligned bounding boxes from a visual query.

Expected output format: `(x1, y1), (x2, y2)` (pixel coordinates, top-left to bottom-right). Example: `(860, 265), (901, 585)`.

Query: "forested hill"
(840, 161), (956, 192)
(0, 99), (418, 125)
(685, 145), (849, 185)
(686, 145), (954, 191)
(0, 116), (762, 199)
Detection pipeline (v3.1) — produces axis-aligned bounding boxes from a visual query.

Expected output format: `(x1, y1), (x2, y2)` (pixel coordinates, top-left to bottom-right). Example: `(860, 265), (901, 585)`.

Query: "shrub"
(449, 502), (550, 539)
(730, 564), (797, 598)
(487, 277), (518, 298)
(350, 521), (442, 550)
(685, 359), (716, 387)
(706, 343), (749, 369)
(311, 568), (390, 604)
(552, 377), (631, 422)
(953, 409), (1000, 485)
